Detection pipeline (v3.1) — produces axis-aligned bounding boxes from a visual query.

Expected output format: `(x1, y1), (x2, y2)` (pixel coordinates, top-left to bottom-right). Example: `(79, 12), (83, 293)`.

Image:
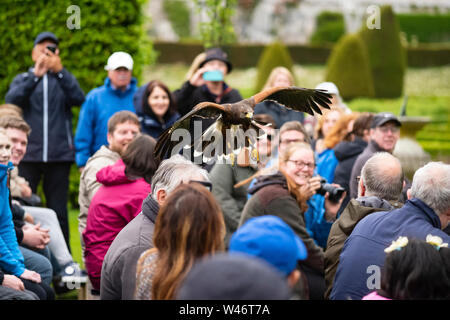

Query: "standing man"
(5, 31), (85, 249)
(349, 112), (401, 199)
(74, 51), (137, 170)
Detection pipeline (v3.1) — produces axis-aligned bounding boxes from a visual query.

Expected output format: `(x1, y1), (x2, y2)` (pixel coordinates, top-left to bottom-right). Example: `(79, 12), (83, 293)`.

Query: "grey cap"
(176, 253), (291, 300)
(371, 112), (402, 128)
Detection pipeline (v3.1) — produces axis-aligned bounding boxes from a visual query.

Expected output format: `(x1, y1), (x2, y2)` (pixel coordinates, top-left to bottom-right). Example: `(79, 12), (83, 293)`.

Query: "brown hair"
(351, 112), (374, 138)
(142, 80), (177, 121)
(323, 112), (359, 149)
(262, 66), (295, 90)
(122, 134), (158, 184)
(279, 120), (311, 145)
(137, 183), (225, 300)
(0, 115), (31, 136)
(314, 108), (345, 140)
(107, 110), (141, 134)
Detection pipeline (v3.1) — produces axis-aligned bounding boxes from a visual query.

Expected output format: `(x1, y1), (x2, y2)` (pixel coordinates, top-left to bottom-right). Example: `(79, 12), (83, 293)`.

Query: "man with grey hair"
(330, 161), (450, 300)
(100, 155), (210, 300)
(324, 152), (404, 299)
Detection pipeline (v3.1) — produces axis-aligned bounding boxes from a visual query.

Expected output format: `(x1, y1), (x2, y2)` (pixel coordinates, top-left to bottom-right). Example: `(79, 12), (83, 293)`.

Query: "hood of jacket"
(96, 158), (131, 186)
(338, 196), (402, 235)
(140, 192), (159, 224)
(333, 137), (368, 162)
(247, 171), (287, 195)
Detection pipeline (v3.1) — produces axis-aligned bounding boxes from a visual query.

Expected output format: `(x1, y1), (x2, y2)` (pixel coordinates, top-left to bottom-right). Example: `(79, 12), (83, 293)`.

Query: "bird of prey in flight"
(154, 86), (333, 164)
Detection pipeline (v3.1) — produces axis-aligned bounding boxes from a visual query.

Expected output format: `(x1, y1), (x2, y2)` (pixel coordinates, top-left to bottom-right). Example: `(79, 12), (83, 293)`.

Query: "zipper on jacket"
(65, 119), (73, 149)
(43, 74), (48, 162)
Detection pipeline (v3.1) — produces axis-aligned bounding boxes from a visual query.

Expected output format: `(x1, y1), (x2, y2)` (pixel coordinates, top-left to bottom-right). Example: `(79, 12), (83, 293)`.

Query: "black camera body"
(316, 178), (345, 202)
(46, 45), (57, 54)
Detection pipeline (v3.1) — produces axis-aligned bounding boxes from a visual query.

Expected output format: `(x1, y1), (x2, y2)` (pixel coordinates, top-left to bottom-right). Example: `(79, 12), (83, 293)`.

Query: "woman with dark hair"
(135, 80), (179, 139)
(83, 134), (158, 292)
(135, 183), (225, 300)
(363, 236), (450, 300)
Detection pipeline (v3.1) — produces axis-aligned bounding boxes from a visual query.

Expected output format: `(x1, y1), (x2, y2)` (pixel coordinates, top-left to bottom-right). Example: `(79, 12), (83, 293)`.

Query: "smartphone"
(46, 45), (57, 54)
(202, 70), (223, 82)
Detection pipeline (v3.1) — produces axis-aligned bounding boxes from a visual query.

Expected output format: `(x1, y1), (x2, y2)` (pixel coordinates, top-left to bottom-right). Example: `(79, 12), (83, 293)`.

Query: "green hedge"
(1, 0), (156, 209)
(359, 5), (406, 98)
(325, 34), (375, 100)
(407, 44), (450, 67)
(310, 11), (346, 44)
(398, 13), (450, 43)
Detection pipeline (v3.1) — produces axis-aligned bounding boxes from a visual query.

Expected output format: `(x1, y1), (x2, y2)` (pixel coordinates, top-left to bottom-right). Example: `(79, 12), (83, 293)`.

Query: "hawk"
(154, 86), (332, 164)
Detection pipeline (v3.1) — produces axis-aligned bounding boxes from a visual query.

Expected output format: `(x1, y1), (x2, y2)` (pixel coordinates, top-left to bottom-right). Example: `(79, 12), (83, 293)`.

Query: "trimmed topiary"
(254, 42), (295, 93)
(359, 5), (407, 98)
(325, 33), (375, 100)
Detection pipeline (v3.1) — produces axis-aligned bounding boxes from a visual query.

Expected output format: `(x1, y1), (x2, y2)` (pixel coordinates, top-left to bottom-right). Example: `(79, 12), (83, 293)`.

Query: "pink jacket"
(82, 158), (151, 290)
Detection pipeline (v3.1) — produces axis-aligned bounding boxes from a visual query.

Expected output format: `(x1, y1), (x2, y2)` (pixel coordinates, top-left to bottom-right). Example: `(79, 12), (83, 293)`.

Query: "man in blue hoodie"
(74, 52), (138, 170)
(330, 161), (450, 300)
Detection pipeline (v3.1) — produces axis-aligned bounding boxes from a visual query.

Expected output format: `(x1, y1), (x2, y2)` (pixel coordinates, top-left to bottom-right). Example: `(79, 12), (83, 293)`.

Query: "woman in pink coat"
(83, 134), (157, 291)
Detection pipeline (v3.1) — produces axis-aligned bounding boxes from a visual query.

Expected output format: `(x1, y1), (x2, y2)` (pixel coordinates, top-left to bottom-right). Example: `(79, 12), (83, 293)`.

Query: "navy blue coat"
(5, 68), (85, 162)
(254, 100), (304, 128)
(330, 198), (450, 300)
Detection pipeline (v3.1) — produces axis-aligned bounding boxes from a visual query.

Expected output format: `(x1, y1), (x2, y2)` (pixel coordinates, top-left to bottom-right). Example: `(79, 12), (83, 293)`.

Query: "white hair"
(151, 155), (210, 200)
(410, 162), (450, 215)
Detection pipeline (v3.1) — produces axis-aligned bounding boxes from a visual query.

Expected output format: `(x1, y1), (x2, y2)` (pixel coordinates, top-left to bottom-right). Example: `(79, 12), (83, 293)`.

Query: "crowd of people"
(1, 31), (449, 301)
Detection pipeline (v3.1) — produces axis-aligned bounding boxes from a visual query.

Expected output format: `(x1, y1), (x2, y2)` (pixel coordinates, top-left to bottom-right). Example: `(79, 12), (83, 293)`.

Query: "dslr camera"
(316, 178), (345, 203)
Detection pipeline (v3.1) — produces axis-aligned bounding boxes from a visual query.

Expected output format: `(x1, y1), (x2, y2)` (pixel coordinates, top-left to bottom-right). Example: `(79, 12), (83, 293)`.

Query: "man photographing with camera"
(5, 31), (85, 250)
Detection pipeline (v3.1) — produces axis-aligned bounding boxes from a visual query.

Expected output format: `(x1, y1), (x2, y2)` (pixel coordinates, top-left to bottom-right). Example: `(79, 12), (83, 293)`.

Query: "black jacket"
(5, 68), (85, 162)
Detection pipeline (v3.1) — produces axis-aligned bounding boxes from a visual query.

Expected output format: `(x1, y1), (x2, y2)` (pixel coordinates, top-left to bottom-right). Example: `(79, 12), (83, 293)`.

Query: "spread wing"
(252, 86), (333, 116)
(154, 102), (227, 162)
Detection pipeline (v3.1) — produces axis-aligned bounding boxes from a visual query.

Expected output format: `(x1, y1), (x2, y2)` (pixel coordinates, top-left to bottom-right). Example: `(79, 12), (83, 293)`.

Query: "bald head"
(359, 152), (404, 201)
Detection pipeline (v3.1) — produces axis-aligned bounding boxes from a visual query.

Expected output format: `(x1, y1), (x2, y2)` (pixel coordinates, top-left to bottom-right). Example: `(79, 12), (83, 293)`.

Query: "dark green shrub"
(325, 33), (375, 100)
(407, 44), (450, 67)
(359, 5), (407, 98)
(1, 0), (156, 209)
(397, 13), (450, 43)
(163, 0), (191, 39)
(310, 11), (346, 44)
(254, 42), (294, 93)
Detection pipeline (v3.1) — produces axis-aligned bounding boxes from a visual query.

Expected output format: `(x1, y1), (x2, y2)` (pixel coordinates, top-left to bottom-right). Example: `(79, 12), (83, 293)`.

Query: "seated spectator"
(254, 66), (305, 128)
(363, 236), (450, 300)
(0, 128), (53, 300)
(0, 115), (85, 291)
(324, 152), (404, 299)
(78, 110), (141, 253)
(135, 183), (225, 300)
(240, 142), (345, 299)
(210, 114), (276, 246)
(176, 253), (291, 300)
(333, 112), (374, 212)
(83, 134), (157, 292)
(133, 80), (179, 139)
(331, 161), (450, 300)
(0, 269), (39, 300)
(100, 155), (210, 300)
(229, 215), (308, 299)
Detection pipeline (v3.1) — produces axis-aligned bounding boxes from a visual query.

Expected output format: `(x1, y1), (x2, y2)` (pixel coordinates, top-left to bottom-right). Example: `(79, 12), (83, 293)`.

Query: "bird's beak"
(245, 112), (253, 119)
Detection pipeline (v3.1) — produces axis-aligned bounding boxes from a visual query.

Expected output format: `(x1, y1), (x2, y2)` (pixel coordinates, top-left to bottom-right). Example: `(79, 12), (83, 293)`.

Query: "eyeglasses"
(378, 126), (400, 134)
(287, 160), (315, 170)
(189, 180), (213, 192)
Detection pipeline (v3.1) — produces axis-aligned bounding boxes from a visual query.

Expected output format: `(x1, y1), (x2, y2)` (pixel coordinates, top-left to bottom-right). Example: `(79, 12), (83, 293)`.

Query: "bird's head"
(244, 111), (253, 119)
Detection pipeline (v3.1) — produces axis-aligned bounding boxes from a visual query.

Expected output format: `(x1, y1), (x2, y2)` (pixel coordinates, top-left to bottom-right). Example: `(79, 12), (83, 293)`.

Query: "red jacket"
(82, 158), (151, 290)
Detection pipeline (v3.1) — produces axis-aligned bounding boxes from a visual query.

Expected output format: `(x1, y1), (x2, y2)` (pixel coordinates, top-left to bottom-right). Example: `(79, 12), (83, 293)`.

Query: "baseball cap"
(199, 47), (233, 73)
(229, 215), (307, 276)
(176, 253), (291, 300)
(34, 31), (59, 47)
(105, 52), (133, 71)
(371, 112), (402, 128)
(315, 82), (339, 95)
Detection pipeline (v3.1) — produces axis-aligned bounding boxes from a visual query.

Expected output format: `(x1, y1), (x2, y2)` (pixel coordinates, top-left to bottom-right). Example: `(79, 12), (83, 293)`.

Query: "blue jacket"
(330, 198), (450, 300)
(133, 84), (180, 139)
(0, 162), (25, 276)
(5, 68), (85, 162)
(74, 77), (138, 167)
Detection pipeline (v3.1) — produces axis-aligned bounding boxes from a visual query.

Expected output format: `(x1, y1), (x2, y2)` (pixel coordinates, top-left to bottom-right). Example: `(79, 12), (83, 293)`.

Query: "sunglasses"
(189, 180), (213, 192)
